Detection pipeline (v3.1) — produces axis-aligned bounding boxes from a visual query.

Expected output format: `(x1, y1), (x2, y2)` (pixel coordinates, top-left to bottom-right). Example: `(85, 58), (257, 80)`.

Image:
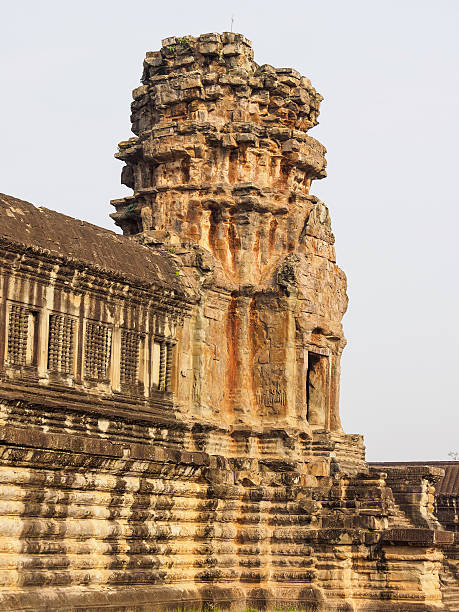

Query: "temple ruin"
(0, 32), (457, 610)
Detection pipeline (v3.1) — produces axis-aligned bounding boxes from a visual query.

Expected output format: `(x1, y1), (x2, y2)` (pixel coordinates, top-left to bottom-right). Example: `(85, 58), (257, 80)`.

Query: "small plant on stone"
(125, 203), (136, 214)
(168, 44), (176, 53)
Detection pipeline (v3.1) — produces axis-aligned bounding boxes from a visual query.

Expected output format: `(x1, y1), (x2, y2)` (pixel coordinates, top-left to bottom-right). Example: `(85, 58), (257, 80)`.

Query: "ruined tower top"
(111, 32), (329, 286)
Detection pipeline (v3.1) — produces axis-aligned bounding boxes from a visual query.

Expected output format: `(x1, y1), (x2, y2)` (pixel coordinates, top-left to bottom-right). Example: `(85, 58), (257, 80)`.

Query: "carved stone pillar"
(158, 340), (166, 392)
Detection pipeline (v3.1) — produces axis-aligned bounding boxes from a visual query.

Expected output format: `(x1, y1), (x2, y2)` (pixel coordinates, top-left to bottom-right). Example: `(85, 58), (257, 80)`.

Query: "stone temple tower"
(0, 32), (455, 612)
(111, 32), (349, 451)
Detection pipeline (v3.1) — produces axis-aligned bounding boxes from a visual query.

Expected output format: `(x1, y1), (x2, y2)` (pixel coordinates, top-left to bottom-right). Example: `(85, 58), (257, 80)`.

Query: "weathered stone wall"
(370, 462), (459, 610)
(0, 419), (451, 611)
(0, 32), (456, 611)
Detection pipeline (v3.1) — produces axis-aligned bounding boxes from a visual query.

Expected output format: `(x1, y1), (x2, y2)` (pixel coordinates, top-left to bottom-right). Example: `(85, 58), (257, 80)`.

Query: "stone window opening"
(48, 314), (76, 375)
(7, 304), (39, 367)
(84, 321), (112, 381)
(152, 339), (174, 392)
(120, 329), (143, 385)
(306, 352), (328, 427)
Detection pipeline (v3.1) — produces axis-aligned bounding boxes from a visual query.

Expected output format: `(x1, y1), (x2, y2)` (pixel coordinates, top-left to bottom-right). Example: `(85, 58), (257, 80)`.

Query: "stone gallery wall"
(0, 33), (457, 611)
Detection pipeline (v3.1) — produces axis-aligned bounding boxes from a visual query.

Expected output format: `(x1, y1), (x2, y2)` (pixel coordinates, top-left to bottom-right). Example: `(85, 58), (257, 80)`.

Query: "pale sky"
(1, 0), (458, 461)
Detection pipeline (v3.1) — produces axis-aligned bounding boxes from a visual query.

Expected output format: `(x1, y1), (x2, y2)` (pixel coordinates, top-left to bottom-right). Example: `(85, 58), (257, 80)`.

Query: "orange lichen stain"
(181, 158), (191, 182)
(239, 144), (247, 165)
(227, 220), (240, 273)
(268, 156), (277, 182)
(208, 208), (219, 257)
(186, 200), (200, 224)
(225, 297), (238, 413)
(253, 152), (260, 183)
(328, 355), (336, 431)
(253, 230), (261, 281)
(168, 102), (188, 120)
(187, 224), (201, 242)
(274, 159), (290, 189)
(253, 231), (260, 257)
(268, 219), (278, 255)
(274, 107), (296, 128)
(228, 150), (238, 184)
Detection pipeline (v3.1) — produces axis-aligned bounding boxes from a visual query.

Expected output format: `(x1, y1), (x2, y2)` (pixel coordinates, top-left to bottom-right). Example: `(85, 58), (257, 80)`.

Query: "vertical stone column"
(0, 273), (8, 376)
(328, 353), (343, 432)
(36, 308), (49, 379)
(37, 279), (55, 379)
(191, 302), (204, 412)
(295, 336), (311, 431)
(75, 291), (87, 384)
(165, 342), (173, 392)
(110, 326), (121, 392)
(158, 340), (166, 392)
(239, 296), (252, 418)
(141, 331), (150, 397)
(285, 294), (298, 424)
(226, 295), (252, 419)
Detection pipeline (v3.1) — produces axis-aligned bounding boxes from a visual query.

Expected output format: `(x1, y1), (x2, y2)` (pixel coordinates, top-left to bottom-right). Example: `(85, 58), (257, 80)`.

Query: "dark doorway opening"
(306, 352), (328, 427)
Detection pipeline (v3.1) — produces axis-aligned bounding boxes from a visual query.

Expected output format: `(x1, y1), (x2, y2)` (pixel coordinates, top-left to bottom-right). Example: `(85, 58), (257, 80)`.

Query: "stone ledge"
(0, 584), (245, 612)
(382, 528), (454, 546)
(0, 387), (181, 428)
(0, 424), (210, 469)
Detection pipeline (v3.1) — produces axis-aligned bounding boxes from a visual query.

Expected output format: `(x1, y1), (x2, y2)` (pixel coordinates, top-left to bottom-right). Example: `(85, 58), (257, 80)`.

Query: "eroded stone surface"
(111, 32), (347, 439)
(0, 32), (456, 611)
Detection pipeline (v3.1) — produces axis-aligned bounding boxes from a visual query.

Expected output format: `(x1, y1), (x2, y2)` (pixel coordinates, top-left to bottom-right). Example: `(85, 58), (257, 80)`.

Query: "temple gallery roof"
(371, 461), (459, 496)
(0, 193), (190, 295)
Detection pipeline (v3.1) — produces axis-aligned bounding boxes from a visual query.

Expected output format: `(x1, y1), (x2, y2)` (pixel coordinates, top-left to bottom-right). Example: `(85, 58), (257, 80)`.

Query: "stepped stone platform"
(0, 32), (457, 611)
